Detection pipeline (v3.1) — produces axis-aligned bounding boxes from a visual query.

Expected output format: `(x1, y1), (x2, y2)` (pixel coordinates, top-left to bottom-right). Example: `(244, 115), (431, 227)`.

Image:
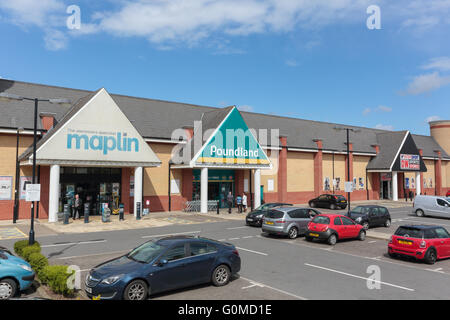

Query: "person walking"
(409, 190), (414, 202)
(236, 194), (242, 213)
(73, 194), (82, 220)
(226, 191), (233, 214)
(242, 193), (248, 213)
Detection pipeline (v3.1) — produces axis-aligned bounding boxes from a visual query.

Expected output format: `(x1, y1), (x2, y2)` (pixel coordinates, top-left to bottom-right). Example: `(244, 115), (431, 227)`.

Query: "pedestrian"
(226, 191), (233, 214)
(409, 190), (414, 202)
(242, 193), (248, 213)
(236, 194), (242, 213)
(72, 194), (82, 220)
(404, 190), (407, 202)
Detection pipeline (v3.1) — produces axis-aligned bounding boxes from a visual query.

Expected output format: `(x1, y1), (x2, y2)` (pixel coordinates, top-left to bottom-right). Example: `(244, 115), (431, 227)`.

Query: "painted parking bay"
(0, 227), (27, 240)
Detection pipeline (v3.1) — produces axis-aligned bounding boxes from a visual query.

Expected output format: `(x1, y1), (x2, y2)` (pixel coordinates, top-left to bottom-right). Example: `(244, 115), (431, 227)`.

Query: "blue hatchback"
(0, 246), (35, 300)
(85, 236), (241, 300)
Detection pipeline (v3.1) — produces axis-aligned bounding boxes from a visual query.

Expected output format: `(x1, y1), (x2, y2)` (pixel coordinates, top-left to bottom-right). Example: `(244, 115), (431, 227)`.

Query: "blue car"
(0, 246), (35, 300)
(85, 236), (241, 300)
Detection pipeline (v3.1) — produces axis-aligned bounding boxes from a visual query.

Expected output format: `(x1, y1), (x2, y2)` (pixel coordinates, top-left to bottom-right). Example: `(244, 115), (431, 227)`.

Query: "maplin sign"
(67, 130), (139, 155)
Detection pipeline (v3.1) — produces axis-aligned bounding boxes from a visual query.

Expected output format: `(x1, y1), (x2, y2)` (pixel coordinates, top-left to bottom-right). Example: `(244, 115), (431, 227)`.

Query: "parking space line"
(227, 226), (248, 230)
(304, 263), (415, 292)
(228, 237), (240, 240)
(142, 231), (201, 238)
(41, 240), (107, 248)
(54, 250), (128, 260)
(235, 247), (268, 256)
(240, 277), (307, 300)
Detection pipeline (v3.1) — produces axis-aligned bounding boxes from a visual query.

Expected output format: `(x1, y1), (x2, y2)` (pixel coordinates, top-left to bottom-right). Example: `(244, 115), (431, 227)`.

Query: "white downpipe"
(48, 164), (60, 222)
(200, 167), (208, 213)
(254, 169), (261, 208)
(134, 167), (143, 217)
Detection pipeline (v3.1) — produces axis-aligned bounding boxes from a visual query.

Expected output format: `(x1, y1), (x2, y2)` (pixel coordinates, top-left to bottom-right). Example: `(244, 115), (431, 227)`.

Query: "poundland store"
(0, 79), (449, 222)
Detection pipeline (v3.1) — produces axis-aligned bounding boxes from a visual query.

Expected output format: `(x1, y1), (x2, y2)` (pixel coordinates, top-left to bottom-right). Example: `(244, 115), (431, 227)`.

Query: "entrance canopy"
(171, 106), (272, 169)
(19, 88), (161, 168)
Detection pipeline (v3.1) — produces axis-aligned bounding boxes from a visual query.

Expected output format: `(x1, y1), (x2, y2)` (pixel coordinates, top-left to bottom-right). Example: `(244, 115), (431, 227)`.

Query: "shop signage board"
(381, 173), (392, 181)
(25, 184), (41, 202)
(400, 154), (420, 170)
(0, 176), (12, 200)
(344, 181), (354, 193)
(194, 107), (270, 166)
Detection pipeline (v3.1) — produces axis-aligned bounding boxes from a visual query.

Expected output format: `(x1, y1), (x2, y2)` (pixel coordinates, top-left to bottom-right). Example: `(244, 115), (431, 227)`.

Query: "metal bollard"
(119, 203), (124, 221)
(136, 202), (141, 220)
(84, 203), (90, 223)
(217, 201), (220, 214)
(63, 204), (70, 224)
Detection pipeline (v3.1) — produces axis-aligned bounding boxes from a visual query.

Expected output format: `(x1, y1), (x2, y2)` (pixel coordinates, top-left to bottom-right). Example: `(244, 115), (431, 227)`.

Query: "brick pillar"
(435, 151), (442, 196)
(121, 168), (131, 214)
(39, 114), (55, 132)
(398, 172), (405, 199)
(182, 169), (193, 201)
(38, 166), (50, 219)
(345, 143), (354, 183)
(372, 172), (380, 200)
(278, 136), (287, 202)
(235, 170), (244, 197)
(419, 149), (424, 194)
(314, 140), (323, 197)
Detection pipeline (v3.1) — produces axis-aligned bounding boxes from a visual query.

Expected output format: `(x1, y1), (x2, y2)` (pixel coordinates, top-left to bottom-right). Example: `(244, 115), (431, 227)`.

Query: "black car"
(246, 203), (293, 227)
(308, 194), (347, 210)
(347, 205), (391, 230)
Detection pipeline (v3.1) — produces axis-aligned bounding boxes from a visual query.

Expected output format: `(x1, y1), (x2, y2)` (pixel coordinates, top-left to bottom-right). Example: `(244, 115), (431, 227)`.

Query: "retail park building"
(0, 79), (449, 221)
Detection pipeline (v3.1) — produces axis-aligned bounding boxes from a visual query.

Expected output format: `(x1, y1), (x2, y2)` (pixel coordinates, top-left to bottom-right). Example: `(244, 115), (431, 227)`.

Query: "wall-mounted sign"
(25, 184), (41, 202)
(0, 176), (12, 200)
(400, 154), (420, 170)
(381, 173), (392, 181)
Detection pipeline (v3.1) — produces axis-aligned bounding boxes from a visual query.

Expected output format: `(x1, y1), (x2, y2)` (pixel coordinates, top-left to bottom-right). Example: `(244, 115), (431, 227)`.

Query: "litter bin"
(119, 203), (124, 221)
(63, 204), (70, 225)
(84, 202), (90, 223)
(136, 202), (141, 220)
(102, 204), (111, 223)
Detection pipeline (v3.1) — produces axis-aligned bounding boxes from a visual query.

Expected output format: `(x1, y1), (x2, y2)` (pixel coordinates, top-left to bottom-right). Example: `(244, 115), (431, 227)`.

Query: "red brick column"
(235, 170), (244, 197)
(398, 172), (405, 199)
(278, 136), (287, 202)
(435, 151), (442, 196)
(182, 169), (193, 201)
(38, 166), (50, 219)
(314, 140), (323, 197)
(371, 172), (380, 200)
(419, 149), (424, 195)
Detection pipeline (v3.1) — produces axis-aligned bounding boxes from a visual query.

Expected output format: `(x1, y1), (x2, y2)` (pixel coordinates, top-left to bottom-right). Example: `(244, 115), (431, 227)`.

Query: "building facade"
(0, 79), (449, 221)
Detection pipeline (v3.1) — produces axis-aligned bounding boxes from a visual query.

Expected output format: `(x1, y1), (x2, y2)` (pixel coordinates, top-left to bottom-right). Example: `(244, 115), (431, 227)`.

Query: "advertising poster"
(405, 178), (410, 189)
(130, 175), (135, 197)
(324, 177), (330, 191)
(400, 154), (420, 170)
(20, 176), (33, 199)
(0, 176), (13, 200)
(359, 178), (364, 190)
(335, 178), (341, 191)
(411, 178), (415, 189)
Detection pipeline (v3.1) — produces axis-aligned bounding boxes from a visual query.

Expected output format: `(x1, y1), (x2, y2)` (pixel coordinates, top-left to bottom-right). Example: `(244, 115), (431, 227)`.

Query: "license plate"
(398, 240), (412, 245)
(86, 287), (92, 294)
(309, 233), (319, 237)
(265, 221), (274, 225)
(341, 201), (346, 203)
(247, 218), (253, 221)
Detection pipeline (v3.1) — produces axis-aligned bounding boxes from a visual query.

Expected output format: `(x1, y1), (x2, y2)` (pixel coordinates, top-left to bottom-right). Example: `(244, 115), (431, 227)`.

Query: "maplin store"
(0, 79), (449, 222)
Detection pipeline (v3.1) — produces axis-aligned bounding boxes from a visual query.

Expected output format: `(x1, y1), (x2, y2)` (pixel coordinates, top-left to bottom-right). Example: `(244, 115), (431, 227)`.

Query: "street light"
(0, 92), (71, 244)
(334, 126), (360, 215)
(13, 127), (24, 223)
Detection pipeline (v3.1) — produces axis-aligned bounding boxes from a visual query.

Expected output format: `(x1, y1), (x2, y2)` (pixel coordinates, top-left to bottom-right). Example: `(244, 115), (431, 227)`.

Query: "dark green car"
(245, 203), (293, 227)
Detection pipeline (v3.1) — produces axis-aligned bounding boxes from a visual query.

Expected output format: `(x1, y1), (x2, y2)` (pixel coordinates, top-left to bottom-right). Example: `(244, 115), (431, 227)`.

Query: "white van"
(413, 195), (450, 218)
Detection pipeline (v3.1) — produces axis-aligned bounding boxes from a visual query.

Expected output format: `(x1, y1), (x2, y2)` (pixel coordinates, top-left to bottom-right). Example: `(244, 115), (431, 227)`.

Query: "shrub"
(39, 265), (75, 296)
(14, 240), (40, 257)
(28, 252), (48, 274)
(21, 245), (41, 261)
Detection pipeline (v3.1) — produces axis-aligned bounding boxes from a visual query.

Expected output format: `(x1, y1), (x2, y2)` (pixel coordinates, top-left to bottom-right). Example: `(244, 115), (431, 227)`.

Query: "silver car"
(261, 207), (320, 239)
(413, 195), (450, 218)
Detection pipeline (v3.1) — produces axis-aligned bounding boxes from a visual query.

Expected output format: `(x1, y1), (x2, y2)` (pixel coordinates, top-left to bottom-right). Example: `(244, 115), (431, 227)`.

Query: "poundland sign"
(67, 129), (139, 155)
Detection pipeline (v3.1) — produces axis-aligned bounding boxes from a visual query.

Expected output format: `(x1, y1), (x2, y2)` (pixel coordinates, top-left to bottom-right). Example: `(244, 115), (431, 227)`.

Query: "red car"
(305, 214), (366, 245)
(446, 190), (450, 197)
(388, 225), (450, 264)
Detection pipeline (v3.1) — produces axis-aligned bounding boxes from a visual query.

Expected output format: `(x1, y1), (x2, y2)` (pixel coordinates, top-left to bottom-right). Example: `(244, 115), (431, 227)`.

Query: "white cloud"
(363, 108), (371, 115)
(403, 72), (450, 95)
(44, 29), (67, 50)
(425, 115), (441, 123)
(0, 0), (64, 27)
(363, 105), (392, 115)
(375, 124), (394, 131)
(285, 59), (299, 67)
(421, 57), (450, 71)
(238, 105), (254, 112)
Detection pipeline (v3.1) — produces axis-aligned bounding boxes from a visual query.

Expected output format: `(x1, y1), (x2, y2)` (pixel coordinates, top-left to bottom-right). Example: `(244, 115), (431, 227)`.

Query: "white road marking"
(305, 263), (415, 292)
(228, 237), (240, 240)
(235, 247), (268, 256)
(55, 250), (128, 260)
(242, 236), (254, 239)
(227, 226), (248, 230)
(241, 281), (264, 290)
(240, 277), (307, 300)
(368, 241), (377, 244)
(41, 240), (107, 248)
(427, 267), (444, 273)
(142, 231), (201, 238)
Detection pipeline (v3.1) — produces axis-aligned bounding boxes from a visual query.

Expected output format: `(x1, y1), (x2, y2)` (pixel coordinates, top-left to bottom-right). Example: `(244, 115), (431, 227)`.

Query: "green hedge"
(40, 265), (75, 296)
(21, 245), (42, 261)
(28, 252), (49, 275)
(14, 240), (40, 257)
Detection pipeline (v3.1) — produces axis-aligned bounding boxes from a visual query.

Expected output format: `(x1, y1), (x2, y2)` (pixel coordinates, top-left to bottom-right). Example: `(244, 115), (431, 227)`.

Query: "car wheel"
(416, 209), (425, 217)
(358, 230), (366, 241)
(330, 204), (336, 210)
(212, 265), (231, 287)
(327, 234), (337, 245)
(424, 249), (437, 265)
(362, 222), (369, 230)
(384, 219), (391, 228)
(309, 202), (315, 208)
(123, 280), (148, 300)
(288, 227), (298, 239)
(0, 278), (17, 300)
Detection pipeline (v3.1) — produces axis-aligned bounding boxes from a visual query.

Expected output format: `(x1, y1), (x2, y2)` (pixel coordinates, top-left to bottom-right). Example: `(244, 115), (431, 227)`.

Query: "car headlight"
(19, 264), (32, 272)
(356, 217), (362, 222)
(101, 275), (122, 285)
(256, 214), (263, 218)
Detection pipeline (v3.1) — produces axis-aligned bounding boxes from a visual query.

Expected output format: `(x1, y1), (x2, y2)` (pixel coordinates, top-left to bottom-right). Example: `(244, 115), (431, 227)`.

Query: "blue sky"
(0, 0), (449, 135)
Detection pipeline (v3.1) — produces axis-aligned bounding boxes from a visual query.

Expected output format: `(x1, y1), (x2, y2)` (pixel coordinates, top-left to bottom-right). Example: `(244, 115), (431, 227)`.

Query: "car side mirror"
(158, 259), (168, 267)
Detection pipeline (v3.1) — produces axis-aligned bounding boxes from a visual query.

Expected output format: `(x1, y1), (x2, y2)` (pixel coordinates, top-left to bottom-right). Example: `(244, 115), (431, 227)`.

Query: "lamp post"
(334, 127), (360, 214)
(13, 127), (24, 223)
(0, 93), (70, 244)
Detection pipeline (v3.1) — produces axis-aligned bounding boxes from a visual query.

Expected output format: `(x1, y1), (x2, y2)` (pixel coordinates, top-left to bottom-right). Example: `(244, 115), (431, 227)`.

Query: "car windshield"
(127, 241), (166, 263)
(266, 210), (284, 219)
(351, 206), (370, 214)
(255, 204), (271, 211)
(335, 196), (346, 201)
(312, 216), (330, 224)
(395, 227), (424, 239)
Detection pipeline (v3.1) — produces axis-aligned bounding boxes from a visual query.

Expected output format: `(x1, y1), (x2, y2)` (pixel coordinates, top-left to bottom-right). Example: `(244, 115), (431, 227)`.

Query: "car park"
(388, 225), (450, 264)
(347, 205), (391, 230)
(308, 194), (347, 210)
(413, 195), (450, 218)
(0, 246), (35, 300)
(262, 207), (319, 239)
(245, 202), (293, 227)
(85, 236), (241, 300)
(305, 214), (366, 245)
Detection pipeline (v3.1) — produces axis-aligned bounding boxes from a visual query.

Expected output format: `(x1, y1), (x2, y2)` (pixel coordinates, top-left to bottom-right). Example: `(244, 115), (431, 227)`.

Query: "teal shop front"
(192, 169), (235, 208)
